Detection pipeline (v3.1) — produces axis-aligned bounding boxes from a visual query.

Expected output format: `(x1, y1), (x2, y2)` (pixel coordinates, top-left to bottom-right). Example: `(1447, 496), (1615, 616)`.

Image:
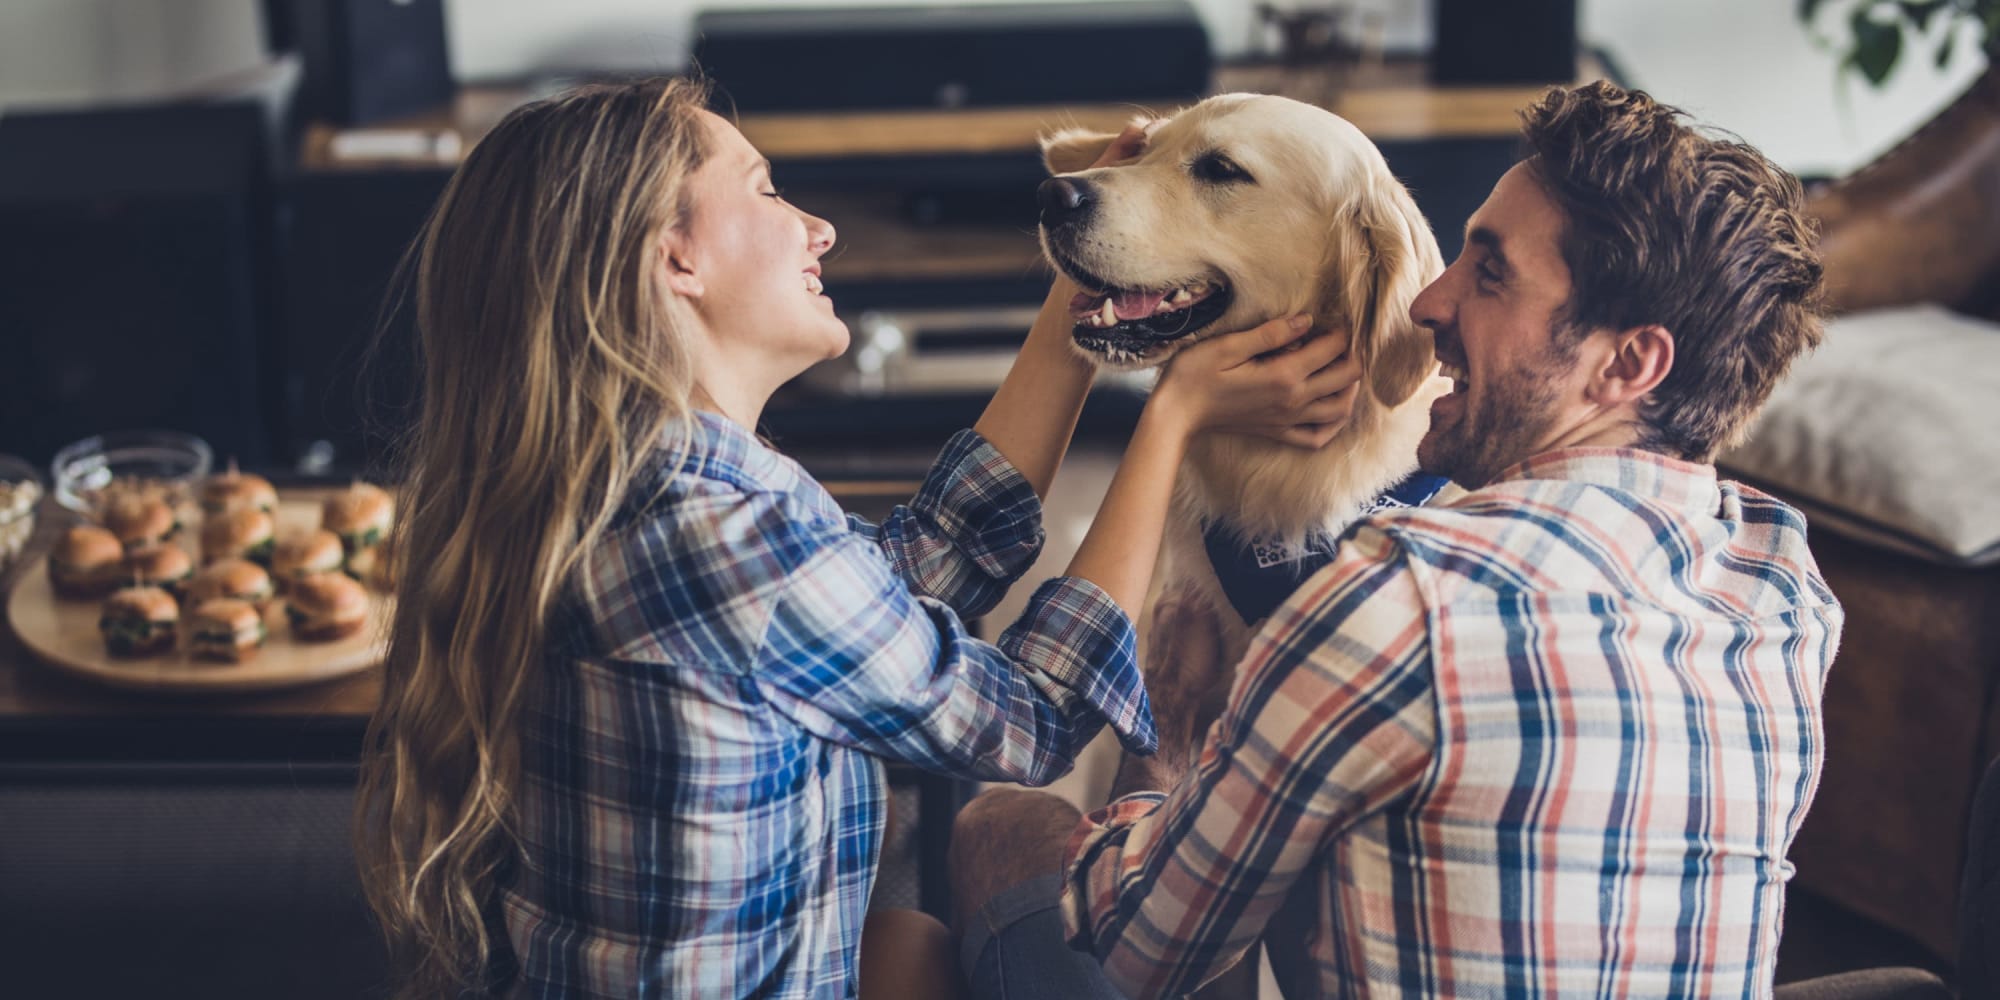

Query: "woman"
(355, 76), (1357, 999)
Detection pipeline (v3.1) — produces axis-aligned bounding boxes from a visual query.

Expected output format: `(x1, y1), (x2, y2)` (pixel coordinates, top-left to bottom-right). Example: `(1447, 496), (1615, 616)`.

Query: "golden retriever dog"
(1040, 92), (1448, 668)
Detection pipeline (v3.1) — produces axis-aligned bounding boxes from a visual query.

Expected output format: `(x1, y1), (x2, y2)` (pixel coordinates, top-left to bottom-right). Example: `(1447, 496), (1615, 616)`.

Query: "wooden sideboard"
(300, 59), (1578, 173)
(294, 57), (1609, 289)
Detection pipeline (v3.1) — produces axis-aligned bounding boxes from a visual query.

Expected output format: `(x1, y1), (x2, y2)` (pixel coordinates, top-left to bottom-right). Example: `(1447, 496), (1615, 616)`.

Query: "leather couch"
(1726, 65), (2000, 965)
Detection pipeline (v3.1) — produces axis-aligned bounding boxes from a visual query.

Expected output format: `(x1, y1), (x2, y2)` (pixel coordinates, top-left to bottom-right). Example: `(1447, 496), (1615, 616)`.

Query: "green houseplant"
(1800, 0), (2000, 85)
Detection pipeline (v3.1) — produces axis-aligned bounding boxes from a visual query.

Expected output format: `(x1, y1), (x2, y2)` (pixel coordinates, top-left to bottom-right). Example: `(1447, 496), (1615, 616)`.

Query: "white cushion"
(1719, 304), (2000, 567)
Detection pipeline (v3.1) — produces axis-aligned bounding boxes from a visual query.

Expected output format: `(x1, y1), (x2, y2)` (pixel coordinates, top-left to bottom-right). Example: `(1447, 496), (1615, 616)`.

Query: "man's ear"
(657, 233), (703, 300)
(1589, 324), (1675, 406)
(1040, 127), (1122, 175)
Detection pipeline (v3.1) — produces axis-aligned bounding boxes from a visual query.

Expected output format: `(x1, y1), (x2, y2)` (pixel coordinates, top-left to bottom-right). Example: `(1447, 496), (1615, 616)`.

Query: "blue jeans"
(959, 874), (1130, 1000)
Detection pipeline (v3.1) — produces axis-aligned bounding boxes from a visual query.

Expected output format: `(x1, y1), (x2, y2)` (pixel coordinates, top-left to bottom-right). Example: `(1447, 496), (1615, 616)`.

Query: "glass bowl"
(50, 429), (214, 517)
(0, 454), (45, 576)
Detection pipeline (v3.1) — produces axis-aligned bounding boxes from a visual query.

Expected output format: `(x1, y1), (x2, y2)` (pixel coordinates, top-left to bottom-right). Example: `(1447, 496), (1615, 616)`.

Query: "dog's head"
(1039, 93), (1442, 410)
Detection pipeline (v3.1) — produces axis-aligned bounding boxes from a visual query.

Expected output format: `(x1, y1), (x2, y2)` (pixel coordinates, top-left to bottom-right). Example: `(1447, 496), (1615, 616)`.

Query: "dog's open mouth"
(1068, 279), (1229, 333)
(1063, 277), (1233, 356)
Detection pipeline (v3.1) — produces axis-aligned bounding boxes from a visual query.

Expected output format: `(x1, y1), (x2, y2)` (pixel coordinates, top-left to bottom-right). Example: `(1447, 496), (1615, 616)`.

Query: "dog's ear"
(1040, 127), (1122, 175)
(1330, 176), (1445, 408)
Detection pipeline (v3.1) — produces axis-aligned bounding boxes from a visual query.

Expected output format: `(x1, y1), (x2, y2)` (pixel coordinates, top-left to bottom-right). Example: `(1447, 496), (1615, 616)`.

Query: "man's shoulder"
(1354, 484), (1566, 569)
(1358, 475), (1838, 618)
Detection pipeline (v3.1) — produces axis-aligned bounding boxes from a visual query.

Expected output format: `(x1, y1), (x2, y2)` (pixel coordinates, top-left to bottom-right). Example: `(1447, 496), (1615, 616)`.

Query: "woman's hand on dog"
(1150, 315), (1362, 449)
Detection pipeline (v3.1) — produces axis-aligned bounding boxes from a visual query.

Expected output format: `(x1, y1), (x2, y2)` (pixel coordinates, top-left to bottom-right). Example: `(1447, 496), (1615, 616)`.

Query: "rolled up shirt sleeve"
(752, 515), (1156, 783)
(1058, 524), (1437, 998)
(844, 429), (1046, 621)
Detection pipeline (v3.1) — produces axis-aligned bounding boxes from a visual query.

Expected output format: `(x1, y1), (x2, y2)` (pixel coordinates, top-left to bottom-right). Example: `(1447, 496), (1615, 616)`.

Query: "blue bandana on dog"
(1200, 471), (1448, 626)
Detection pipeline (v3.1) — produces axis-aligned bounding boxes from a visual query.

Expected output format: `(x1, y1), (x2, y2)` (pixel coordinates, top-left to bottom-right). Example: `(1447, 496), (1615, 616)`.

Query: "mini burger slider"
(286, 572), (368, 641)
(189, 598), (267, 663)
(47, 524), (127, 599)
(201, 507), (276, 566)
(323, 482), (392, 557)
(100, 585), (180, 656)
(185, 557), (276, 610)
(200, 461), (278, 517)
(126, 543), (195, 599)
(272, 529), (345, 587)
(103, 493), (180, 552)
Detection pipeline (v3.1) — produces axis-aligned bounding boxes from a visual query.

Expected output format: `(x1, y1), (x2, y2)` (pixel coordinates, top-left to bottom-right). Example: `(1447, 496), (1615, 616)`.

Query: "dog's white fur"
(1042, 93), (1448, 663)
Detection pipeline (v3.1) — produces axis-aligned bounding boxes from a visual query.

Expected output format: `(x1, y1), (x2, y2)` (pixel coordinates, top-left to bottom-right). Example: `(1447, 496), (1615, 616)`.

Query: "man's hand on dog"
(1152, 315), (1362, 450)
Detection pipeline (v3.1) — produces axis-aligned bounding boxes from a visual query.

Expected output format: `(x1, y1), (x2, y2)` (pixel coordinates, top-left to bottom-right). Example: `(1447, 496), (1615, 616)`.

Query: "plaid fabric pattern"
(502, 411), (1153, 999)
(1062, 448), (1842, 999)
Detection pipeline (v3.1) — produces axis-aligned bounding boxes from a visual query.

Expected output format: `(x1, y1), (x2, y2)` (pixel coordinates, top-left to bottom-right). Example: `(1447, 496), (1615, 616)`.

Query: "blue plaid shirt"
(497, 411), (1154, 998)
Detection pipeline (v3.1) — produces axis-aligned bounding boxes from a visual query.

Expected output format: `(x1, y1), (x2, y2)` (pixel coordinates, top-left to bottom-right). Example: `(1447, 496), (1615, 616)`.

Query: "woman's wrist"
(1135, 381), (1200, 447)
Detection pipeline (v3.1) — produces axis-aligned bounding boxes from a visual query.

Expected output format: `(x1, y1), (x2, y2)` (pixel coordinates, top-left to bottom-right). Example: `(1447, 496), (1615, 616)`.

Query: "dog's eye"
(1191, 152), (1254, 185)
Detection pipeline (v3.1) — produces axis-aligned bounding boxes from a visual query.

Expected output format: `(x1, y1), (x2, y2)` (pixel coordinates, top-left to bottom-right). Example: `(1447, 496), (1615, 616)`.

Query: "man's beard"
(1418, 334), (1577, 490)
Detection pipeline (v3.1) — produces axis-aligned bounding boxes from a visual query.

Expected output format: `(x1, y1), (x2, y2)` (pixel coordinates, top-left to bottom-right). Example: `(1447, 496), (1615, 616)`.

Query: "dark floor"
(1777, 887), (1955, 986)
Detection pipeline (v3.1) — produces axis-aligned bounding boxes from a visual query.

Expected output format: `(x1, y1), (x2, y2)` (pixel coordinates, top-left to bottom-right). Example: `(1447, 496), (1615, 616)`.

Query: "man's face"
(1409, 163), (1593, 488)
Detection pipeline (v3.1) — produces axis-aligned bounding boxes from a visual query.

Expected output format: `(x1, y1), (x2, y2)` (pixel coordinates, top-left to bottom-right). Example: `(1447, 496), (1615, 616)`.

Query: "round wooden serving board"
(4, 499), (390, 694)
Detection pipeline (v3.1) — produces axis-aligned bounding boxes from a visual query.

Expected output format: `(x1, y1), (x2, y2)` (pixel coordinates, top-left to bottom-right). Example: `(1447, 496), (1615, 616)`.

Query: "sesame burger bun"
(185, 558), (275, 609)
(100, 585), (180, 656)
(323, 483), (393, 552)
(104, 494), (179, 551)
(189, 598), (267, 663)
(125, 543), (195, 596)
(48, 525), (128, 599)
(200, 468), (277, 516)
(272, 530), (345, 586)
(286, 572), (368, 641)
(201, 507), (276, 566)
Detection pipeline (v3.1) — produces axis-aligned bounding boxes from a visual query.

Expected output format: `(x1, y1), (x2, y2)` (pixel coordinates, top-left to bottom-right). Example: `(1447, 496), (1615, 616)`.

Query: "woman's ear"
(657, 233), (704, 300)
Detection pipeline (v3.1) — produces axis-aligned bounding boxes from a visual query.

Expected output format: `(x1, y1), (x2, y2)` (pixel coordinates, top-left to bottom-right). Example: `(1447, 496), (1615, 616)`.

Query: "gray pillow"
(1719, 304), (2000, 567)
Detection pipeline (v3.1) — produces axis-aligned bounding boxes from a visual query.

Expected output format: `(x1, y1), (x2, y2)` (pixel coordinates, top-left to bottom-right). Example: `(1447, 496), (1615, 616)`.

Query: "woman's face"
(669, 111), (846, 384)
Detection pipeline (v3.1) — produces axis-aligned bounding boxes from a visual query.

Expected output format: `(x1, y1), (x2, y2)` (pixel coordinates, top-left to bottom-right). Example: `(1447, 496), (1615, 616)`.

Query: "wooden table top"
(0, 488), (381, 724)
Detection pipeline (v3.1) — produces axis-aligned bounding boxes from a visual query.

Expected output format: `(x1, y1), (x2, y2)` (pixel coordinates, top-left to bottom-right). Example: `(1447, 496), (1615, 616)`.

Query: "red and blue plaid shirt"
(1063, 448), (1842, 998)
(499, 411), (1154, 998)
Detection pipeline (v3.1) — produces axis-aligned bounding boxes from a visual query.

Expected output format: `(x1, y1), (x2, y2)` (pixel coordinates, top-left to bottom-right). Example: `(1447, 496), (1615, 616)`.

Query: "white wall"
(1584, 0), (1989, 178)
(442, 0), (1430, 82)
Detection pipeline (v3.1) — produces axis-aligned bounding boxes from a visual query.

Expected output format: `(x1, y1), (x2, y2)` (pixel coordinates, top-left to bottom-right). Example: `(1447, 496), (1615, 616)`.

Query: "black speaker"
(265, 0), (455, 125)
(0, 102), (280, 467)
(1431, 0), (1577, 85)
(692, 2), (1212, 112)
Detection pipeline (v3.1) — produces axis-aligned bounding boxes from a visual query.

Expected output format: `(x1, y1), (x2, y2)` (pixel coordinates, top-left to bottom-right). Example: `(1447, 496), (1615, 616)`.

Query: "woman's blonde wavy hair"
(355, 75), (713, 998)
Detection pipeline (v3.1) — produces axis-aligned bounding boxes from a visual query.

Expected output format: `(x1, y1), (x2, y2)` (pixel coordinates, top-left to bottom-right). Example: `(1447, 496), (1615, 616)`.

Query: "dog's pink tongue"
(1113, 290), (1167, 320)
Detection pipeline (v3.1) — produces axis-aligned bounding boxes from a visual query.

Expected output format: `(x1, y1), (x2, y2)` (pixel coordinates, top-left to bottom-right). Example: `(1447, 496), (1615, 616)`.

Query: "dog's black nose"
(1038, 177), (1093, 226)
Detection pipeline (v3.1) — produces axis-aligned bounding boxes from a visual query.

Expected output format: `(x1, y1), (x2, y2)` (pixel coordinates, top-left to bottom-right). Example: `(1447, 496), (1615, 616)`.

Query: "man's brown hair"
(1520, 81), (1825, 461)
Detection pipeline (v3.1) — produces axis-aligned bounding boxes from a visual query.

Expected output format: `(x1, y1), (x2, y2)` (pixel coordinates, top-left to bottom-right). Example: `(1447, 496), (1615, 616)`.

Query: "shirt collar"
(674, 408), (799, 492)
(1488, 447), (1721, 514)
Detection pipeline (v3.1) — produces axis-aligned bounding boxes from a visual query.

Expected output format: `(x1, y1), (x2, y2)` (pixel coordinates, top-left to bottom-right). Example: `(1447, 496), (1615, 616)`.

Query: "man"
(949, 80), (1840, 998)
